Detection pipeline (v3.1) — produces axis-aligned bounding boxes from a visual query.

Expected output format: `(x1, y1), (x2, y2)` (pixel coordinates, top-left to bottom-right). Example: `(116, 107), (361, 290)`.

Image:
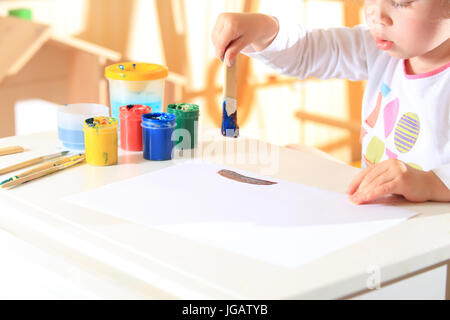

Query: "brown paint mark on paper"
(217, 169), (277, 185)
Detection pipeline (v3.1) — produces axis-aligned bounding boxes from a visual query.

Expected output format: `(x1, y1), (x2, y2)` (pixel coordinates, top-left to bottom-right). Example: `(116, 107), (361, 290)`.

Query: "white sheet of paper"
(64, 161), (417, 269)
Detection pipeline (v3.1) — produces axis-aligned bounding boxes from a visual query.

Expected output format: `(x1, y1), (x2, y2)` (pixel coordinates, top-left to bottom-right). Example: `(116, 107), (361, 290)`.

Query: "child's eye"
(390, 0), (413, 8)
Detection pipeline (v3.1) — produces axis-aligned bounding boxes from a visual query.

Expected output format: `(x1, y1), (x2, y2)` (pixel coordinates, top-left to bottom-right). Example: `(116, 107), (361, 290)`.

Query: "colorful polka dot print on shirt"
(394, 113), (420, 154)
(407, 163), (423, 171)
(380, 82), (391, 97)
(365, 92), (382, 128)
(383, 98), (399, 138)
(385, 148), (398, 159)
(364, 136), (385, 166)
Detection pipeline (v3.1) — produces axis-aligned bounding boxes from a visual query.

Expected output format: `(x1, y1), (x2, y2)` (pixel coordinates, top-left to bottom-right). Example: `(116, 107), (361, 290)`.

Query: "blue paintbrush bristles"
(221, 99), (239, 138)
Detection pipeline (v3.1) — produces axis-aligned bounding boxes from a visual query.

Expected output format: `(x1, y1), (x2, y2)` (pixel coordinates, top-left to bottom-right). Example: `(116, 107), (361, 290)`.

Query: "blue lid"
(142, 112), (176, 128)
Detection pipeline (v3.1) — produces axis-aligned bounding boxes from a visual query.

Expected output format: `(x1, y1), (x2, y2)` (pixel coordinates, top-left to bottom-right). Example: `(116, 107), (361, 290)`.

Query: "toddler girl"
(211, 0), (450, 204)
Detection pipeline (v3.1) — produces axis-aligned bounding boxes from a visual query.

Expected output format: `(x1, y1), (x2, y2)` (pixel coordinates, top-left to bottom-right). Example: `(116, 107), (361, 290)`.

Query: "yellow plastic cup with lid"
(105, 62), (168, 121)
(83, 116), (118, 166)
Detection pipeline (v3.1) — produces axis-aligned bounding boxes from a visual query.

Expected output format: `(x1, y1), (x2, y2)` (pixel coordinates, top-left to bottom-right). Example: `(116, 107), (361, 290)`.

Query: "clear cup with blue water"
(105, 62), (168, 121)
(57, 103), (109, 150)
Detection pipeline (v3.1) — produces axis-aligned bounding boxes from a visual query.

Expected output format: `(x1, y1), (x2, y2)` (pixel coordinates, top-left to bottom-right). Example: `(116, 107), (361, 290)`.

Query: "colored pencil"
(0, 153), (85, 186)
(1, 155), (85, 189)
(0, 151), (69, 175)
(221, 58), (239, 138)
(0, 146), (24, 156)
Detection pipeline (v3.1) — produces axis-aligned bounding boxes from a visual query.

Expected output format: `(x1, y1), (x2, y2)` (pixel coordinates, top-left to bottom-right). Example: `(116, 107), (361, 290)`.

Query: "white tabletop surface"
(0, 131), (449, 299)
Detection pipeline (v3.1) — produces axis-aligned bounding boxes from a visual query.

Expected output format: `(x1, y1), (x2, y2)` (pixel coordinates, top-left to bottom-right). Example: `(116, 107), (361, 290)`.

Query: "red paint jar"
(119, 104), (152, 151)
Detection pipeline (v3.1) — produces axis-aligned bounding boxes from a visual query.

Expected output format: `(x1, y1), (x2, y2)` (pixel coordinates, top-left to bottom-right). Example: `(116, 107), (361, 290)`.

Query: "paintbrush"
(0, 146), (24, 156)
(221, 58), (239, 138)
(0, 153), (85, 186)
(1, 155), (86, 189)
(0, 150), (69, 175)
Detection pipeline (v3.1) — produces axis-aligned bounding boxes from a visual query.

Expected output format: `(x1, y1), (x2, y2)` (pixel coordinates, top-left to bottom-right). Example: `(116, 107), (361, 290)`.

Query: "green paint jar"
(167, 103), (199, 150)
(8, 8), (32, 20)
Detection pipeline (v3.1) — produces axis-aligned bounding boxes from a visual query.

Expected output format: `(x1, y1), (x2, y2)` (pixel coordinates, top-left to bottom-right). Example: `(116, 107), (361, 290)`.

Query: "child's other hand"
(211, 13), (279, 67)
(346, 159), (450, 204)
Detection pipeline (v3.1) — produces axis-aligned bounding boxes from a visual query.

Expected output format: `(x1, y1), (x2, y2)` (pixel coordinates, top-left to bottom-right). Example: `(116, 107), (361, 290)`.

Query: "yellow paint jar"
(83, 117), (118, 166)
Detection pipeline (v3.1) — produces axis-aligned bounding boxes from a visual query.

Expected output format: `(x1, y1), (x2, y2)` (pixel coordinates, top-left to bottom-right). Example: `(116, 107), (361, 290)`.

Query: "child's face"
(364, 0), (450, 59)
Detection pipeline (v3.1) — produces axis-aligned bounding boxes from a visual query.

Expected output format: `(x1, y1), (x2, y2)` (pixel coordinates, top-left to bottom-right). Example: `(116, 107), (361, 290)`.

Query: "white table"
(0, 132), (449, 299)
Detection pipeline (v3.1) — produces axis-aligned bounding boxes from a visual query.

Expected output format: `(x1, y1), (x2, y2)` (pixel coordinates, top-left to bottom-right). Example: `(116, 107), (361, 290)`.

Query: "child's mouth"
(375, 38), (393, 50)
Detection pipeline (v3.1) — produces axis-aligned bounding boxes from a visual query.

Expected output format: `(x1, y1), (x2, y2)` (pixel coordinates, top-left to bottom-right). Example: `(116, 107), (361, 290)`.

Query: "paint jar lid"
(167, 104), (199, 120)
(8, 8), (32, 20)
(83, 117), (118, 133)
(105, 62), (168, 81)
(141, 113), (176, 129)
(119, 105), (152, 120)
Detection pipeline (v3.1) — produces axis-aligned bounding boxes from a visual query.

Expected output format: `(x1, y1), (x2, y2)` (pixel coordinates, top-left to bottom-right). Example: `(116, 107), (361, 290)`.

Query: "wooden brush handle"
(18, 154), (83, 177)
(18, 161), (55, 177)
(2, 166), (59, 188)
(0, 156), (44, 175)
(223, 60), (237, 99)
(2, 157), (85, 189)
(0, 146), (24, 156)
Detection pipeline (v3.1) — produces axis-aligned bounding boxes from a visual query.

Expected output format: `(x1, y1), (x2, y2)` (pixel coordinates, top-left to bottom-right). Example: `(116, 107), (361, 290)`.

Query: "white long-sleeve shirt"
(245, 20), (450, 189)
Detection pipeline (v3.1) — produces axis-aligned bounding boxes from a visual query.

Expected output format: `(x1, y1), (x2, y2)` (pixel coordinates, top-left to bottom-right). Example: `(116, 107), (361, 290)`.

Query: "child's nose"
(366, 1), (393, 27)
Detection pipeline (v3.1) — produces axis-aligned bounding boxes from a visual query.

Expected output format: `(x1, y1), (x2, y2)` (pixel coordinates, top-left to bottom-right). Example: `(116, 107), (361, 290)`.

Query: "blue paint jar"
(142, 113), (176, 161)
